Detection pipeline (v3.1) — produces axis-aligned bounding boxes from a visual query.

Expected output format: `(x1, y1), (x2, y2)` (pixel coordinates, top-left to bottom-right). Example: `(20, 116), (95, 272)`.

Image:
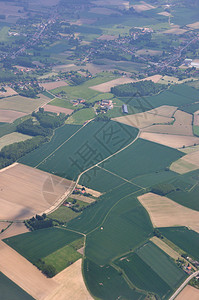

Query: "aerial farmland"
(0, 0), (199, 299)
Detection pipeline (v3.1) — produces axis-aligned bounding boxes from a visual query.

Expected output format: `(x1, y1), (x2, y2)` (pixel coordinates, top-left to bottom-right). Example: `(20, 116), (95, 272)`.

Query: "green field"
(136, 242), (187, 290)
(48, 205), (80, 223)
(43, 238), (83, 273)
(49, 98), (83, 110)
(115, 253), (172, 299)
(79, 166), (125, 193)
(101, 139), (183, 182)
(193, 125), (199, 137)
(83, 259), (145, 300)
(122, 85), (199, 112)
(19, 124), (81, 167)
(3, 228), (82, 264)
(0, 272), (34, 300)
(68, 182), (140, 234)
(20, 120), (138, 181)
(159, 227), (199, 261)
(85, 195), (153, 265)
(51, 74), (118, 101)
(66, 108), (96, 124)
(0, 122), (16, 138)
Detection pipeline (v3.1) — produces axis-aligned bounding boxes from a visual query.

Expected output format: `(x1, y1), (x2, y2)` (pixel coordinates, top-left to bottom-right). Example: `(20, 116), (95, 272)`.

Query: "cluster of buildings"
(184, 58), (199, 68)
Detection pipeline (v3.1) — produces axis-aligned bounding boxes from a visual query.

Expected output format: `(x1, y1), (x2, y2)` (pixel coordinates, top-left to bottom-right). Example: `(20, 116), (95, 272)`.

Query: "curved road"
(169, 271), (199, 300)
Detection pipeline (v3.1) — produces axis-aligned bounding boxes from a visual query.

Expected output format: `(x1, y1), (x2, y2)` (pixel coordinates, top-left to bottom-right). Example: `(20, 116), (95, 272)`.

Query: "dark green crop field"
(83, 259), (145, 300)
(31, 120), (138, 180)
(136, 242), (187, 290)
(101, 139), (183, 181)
(85, 196), (153, 265)
(3, 228), (81, 264)
(0, 272), (34, 300)
(159, 227), (199, 261)
(68, 182), (140, 234)
(19, 124), (81, 167)
(115, 253), (172, 299)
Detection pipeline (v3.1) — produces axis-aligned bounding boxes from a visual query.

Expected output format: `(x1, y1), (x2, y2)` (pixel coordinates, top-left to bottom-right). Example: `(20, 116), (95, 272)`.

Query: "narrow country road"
(169, 271), (199, 300)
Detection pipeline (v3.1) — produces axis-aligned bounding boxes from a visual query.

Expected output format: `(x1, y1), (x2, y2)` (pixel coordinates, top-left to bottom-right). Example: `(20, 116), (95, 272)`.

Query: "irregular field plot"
(176, 285), (199, 300)
(40, 81), (68, 90)
(85, 196), (153, 265)
(43, 104), (73, 115)
(150, 236), (181, 260)
(0, 132), (32, 151)
(170, 150), (199, 174)
(140, 132), (199, 149)
(113, 111), (173, 129)
(45, 259), (93, 300)
(0, 272), (34, 300)
(159, 227), (199, 261)
(83, 259), (145, 300)
(0, 163), (75, 220)
(100, 139), (183, 181)
(4, 227), (81, 264)
(48, 206), (80, 223)
(138, 193), (199, 231)
(0, 94), (50, 113)
(0, 223), (29, 240)
(0, 86), (17, 98)
(115, 252), (171, 299)
(136, 242), (187, 289)
(143, 110), (194, 136)
(0, 109), (27, 123)
(65, 108), (95, 125)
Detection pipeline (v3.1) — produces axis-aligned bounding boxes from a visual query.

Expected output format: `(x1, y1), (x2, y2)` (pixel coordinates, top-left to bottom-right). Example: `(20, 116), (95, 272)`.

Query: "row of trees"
(32, 108), (67, 129)
(24, 214), (53, 231)
(111, 80), (166, 97)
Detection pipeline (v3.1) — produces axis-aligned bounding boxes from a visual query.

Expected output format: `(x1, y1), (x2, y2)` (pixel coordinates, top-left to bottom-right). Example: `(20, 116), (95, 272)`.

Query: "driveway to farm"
(169, 271), (199, 300)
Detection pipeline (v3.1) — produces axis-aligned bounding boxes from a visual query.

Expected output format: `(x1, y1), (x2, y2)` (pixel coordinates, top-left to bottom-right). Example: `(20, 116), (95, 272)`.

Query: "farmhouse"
(122, 104), (128, 114)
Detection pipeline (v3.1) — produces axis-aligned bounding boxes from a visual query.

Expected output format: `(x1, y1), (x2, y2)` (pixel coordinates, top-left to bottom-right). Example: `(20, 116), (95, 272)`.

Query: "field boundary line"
(97, 165), (145, 190)
(35, 121), (91, 168)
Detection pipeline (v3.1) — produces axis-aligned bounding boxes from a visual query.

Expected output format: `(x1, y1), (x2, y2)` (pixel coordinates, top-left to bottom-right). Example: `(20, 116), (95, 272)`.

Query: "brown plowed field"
(194, 111), (199, 126)
(43, 104), (73, 115)
(0, 163), (75, 221)
(0, 86), (17, 98)
(0, 109), (27, 123)
(176, 286), (199, 300)
(0, 223), (29, 239)
(138, 193), (199, 232)
(147, 105), (177, 117)
(44, 259), (93, 300)
(143, 110), (194, 136)
(140, 132), (199, 148)
(40, 81), (68, 90)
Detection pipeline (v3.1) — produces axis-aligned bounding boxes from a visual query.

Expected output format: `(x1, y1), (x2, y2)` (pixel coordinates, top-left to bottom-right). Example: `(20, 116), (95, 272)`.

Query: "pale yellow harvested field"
(98, 35), (118, 41)
(0, 94), (50, 113)
(138, 193), (199, 232)
(44, 259), (93, 300)
(150, 237), (180, 260)
(0, 223), (29, 239)
(143, 110), (194, 136)
(0, 163), (75, 221)
(40, 81), (68, 90)
(77, 184), (102, 198)
(70, 194), (95, 203)
(0, 109), (27, 123)
(147, 105), (178, 117)
(0, 222), (10, 232)
(136, 49), (162, 56)
(179, 144), (199, 154)
(187, 21), (199, 29)
(158, 75), (179, 84)
(158, 11), (172, 17)
(163, 25), (187, 35)
(194, 111), (199, 126)
(43, 104), (73, 115)
(90, 75), (162, 93)
(0, 86), (17, 98)
(113, 112), (173, 129)
(90, 77), (136, 93)
(133, 2), (156, 12)
(170, 150), (199, 174)
(0, 241), (58, 300)
(140, 132), (199, 148)
(176, 286), (199, 300)
(0, 132), (32, 151)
